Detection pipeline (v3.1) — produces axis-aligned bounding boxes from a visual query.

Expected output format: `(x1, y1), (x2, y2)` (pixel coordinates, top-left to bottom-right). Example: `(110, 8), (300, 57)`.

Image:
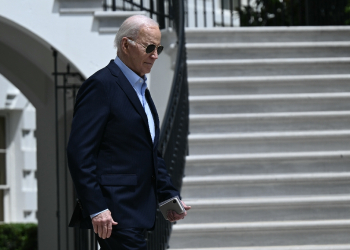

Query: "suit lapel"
(107, 61), (150, 135)
(145, 89), (160, 149)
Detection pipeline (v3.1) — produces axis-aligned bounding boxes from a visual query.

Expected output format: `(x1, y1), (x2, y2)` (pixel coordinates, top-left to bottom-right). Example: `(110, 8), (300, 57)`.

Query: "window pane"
(0, 154), (5, 185)
(0, 117), (4, 149)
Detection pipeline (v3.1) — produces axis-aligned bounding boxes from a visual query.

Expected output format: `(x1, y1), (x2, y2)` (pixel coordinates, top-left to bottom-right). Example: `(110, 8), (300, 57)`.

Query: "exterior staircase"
(169, 27), (350, 249)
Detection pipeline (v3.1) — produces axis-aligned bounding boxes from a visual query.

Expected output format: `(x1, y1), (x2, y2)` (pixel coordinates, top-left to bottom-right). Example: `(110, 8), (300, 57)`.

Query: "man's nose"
(150, 49), (159, 59)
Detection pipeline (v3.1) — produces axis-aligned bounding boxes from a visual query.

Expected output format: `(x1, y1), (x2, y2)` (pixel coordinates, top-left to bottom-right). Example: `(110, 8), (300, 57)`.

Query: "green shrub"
(0, 223), (37, 250)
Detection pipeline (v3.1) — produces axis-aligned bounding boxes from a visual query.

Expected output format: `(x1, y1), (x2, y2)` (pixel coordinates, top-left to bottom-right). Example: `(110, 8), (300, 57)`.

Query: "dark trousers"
(97, 228), (147, 250)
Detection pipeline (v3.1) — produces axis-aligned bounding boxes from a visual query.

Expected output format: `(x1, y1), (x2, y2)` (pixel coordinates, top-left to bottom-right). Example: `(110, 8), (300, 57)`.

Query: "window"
(0, 116), (6, 221)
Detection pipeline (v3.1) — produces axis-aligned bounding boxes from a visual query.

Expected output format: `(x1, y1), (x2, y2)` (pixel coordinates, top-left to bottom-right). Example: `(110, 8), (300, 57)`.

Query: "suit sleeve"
(155, 150), (181, 202)
(67, 77), (110, 216)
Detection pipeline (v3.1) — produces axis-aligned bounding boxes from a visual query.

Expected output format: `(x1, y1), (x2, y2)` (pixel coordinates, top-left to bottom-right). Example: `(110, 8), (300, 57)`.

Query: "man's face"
(126, 25), (161, 77)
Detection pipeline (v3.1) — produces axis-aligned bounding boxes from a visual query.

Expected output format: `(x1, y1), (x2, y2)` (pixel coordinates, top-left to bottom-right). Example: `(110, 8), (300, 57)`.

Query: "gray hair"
(114, 15), (159, 51)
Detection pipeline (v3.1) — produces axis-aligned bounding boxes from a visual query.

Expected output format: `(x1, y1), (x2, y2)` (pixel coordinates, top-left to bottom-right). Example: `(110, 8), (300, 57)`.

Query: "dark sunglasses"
(128, 38), (164, 55)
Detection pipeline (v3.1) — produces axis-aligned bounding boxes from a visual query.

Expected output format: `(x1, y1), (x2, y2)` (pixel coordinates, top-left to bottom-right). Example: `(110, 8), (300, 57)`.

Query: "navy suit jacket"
(67, 60), (180, 229)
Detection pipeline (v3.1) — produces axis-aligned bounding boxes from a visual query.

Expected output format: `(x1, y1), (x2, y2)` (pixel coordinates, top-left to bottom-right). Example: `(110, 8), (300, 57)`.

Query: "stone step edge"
(169, 244), (350, 250)
(185, 26), (350, 33)
(182, 195), (350, 208)
(188, 130), (350, 141)
(94, 10), (146, 18)
(171, 220), (350, 233)
(186, 41), (350, 49)
(190, 111), (350, 122)
(186, 151), (350, 163)
(59, 8), (101, 14)
(188, 74), (350, 84)
(189, 92), (350, 102)
(183, 172), (350, 185)
(187, 57), (350, 66)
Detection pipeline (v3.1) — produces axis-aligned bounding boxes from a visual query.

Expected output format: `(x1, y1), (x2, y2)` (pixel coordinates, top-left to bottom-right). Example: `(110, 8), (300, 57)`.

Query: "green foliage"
(0, 223), (37, 250)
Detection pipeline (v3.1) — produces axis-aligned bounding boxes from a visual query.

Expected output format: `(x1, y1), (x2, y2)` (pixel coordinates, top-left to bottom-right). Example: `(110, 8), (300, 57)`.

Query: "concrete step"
(176, 195), (350, 223)
(189, 93), (350, 114)
(190, 111), (350, 134)
(188, 75), (350, 96)
(185, 151), (350, 176)
(189, 130), (350, 155)
(187, 58), (350, 77)
(185, 27), (350, 43)
(181, 173), (350, 198)
(169, 220), (350, 248)
(169, 245), (350, 250)
(187, 42), (350, 60)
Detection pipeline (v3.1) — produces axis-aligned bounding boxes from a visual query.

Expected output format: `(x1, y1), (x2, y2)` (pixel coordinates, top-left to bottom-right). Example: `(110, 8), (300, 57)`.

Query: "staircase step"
(185, 151), (350, 176)
(169, 245), (350, 250)
(187, 58), (350, 77)
(189, 130), (350, 154)
(181, 173), (350, 198)
(169, 220), (350, 248)
(187, 42), (350, 60)
(188, 75), (350, 96)
(189, 93), (350, 114)
(185, 27), (350, 43)
(190, 111), (350, 133)
(177, 195), (350, 223)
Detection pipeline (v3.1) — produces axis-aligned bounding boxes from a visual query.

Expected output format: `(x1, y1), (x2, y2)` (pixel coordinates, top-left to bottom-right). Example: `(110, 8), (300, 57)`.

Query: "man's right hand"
(92, 209), (118, 239)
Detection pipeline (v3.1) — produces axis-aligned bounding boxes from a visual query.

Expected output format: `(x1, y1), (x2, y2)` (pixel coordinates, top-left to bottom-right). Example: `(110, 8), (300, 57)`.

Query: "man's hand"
(167, 201), (191, 222)
(92, 209), (118, 239)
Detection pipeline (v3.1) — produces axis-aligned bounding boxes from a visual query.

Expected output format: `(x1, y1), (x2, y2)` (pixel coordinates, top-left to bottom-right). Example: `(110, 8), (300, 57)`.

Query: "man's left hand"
(167, 201), (191, 222)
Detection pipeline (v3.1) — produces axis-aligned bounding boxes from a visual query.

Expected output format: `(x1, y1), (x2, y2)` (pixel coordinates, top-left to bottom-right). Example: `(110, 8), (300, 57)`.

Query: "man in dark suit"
(67, 15), (190, 250)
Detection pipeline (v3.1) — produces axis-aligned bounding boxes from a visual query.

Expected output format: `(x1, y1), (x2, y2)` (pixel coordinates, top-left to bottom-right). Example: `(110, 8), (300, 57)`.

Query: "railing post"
(221, 0), (224, 26)
(157, 0), (166, 29)
(212, 0), (216, 27)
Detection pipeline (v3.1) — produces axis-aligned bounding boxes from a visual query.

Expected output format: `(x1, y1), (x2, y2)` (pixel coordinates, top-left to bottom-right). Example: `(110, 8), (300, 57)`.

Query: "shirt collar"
(114, 56), (147, 95)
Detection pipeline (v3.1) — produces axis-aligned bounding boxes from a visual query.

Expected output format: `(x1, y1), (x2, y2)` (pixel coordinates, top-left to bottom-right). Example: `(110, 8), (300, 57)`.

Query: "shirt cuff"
(90, 209), (108, 219)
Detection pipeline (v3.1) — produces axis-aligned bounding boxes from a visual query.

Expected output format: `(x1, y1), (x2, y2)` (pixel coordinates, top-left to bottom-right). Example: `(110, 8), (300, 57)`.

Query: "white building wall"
(0, 74), (37, 223)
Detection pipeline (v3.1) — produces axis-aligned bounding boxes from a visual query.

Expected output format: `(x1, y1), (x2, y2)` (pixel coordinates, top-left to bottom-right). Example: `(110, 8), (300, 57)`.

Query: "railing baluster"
(150, 0), (154, 18)
(185, 0), (189, 27)
(194, 0), (198, 27)
(203, 0), (207, 27)
(212, 0), (216, 27)
(112, 0), (116, 11)
(230, 0), (233, 27)
(157, 0), (166, 29)
(221, 0), (224, 26)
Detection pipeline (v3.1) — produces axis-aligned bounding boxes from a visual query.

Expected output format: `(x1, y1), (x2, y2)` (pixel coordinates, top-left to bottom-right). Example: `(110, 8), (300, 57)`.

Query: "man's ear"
(121, 37), (130, 54)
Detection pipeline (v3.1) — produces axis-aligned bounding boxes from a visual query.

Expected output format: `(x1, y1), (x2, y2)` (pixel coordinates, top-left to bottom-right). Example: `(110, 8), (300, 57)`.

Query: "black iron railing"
(183, 0), (350, 27)
(184, 0), (241, 27)
(102, 0), (173, 29)
(239, 0), (350, 26)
